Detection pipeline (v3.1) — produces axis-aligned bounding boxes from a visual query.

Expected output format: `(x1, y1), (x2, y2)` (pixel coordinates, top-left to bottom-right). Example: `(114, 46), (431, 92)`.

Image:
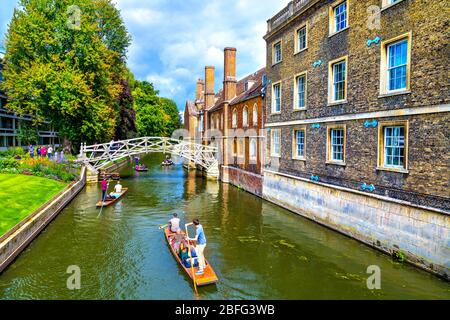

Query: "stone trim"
(265, 104), (450, 127)
(264, 168), (449, 216)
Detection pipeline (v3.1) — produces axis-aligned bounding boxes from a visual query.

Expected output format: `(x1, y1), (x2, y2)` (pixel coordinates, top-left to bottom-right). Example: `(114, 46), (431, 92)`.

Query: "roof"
(185, 100), (199, 116)
(208, 67), (265, 112)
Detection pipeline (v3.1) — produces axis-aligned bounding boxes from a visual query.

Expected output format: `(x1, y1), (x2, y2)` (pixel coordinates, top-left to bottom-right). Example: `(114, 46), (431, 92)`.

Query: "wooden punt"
(164, 228), (218, 287)
(135, 166), (148, 172)
(161, 162), (173, 167)
(96, 188), (128, 207)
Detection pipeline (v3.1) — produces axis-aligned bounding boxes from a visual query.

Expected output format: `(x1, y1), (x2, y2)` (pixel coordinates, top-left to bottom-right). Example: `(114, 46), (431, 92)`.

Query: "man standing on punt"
(187, 219), (207, 275)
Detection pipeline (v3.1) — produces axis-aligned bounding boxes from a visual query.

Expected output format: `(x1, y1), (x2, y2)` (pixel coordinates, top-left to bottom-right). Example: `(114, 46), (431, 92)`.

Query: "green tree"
(1, 0), (131, 152)
(16, 121), (39, 145)
(133, 80), (180, 137)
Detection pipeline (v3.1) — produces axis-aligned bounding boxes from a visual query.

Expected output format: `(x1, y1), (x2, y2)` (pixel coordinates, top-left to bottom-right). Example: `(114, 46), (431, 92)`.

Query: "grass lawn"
(0, 174), (67, 236)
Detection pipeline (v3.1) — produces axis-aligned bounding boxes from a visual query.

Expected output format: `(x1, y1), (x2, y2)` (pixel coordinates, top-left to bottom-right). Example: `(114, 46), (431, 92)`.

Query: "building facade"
(184, 48), (266, 195)
(0, 56), (59, 150)
(263, 0), (449, 277)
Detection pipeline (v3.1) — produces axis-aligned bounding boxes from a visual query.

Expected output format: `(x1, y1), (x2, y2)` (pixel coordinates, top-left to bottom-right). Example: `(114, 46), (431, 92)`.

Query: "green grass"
(0, 174), (67, 236)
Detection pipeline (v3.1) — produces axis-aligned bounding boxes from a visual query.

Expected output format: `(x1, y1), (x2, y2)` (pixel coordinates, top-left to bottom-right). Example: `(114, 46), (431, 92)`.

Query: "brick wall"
(264, 0), (450, 209)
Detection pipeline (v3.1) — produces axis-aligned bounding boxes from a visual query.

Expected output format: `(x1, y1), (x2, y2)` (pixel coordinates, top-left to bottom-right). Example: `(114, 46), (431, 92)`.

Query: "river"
(0, 154), (448, 299)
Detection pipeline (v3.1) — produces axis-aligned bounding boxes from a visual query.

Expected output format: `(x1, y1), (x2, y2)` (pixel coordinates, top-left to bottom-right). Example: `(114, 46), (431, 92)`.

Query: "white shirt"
(169, 217), (180, 232)
(114, 184), (122, 193)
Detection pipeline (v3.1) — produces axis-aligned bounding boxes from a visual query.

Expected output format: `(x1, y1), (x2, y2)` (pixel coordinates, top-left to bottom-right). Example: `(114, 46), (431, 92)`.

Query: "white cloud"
(115, 0), (291, 109)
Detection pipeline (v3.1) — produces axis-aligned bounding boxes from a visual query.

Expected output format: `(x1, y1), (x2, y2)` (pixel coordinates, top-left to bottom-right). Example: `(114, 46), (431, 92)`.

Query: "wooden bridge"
(78, 137), (219, 178)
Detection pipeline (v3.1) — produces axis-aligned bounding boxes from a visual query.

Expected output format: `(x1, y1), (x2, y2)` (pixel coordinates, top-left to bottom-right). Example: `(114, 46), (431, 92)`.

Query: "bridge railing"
(78, 137), (219, 174)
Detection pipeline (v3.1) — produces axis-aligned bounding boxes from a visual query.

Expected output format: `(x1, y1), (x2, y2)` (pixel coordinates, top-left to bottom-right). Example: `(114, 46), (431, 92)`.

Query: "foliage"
(115, 78), (137, 140)
(393, 250), (406, 262)
(1, 0), (131, 150)
(133, 80), (181, 137)
(16, 121), (39, 145)
(0, 157), (20, 169)
(0, 147), (27, 158)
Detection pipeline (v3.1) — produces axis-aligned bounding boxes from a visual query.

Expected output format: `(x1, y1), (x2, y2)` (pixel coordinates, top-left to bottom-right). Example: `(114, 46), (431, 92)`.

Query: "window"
(232, 109), (237, 128)
(273, 41), (282, 64)
(296, 25), (307, 53)
(382, 0), (402, 8)
(380, 33), (411, 95)
(328, 56), (348, 103)
(272, 82), (281, 113)
(243, 106), (249, 127)
(216, 115), (219, 130)
(198, 114), (204, 132)
(294, 73), (307, 109)
(293, 129), (306, 160)
(327, 126), (346, 164)
(378, 121), (408, 172)
(238, 138), (244, 158)
(271, 129), (281, 157)
(233, 137), (237, 156)
(221, 113), (224, 129)
(250, 138), (257, 161)
(253, 104), (258, 126)
(329, 0), (348, 35)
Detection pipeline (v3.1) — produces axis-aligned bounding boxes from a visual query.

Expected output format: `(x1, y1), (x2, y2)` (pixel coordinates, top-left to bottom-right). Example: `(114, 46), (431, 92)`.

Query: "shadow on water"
(0, 154), (449, 299)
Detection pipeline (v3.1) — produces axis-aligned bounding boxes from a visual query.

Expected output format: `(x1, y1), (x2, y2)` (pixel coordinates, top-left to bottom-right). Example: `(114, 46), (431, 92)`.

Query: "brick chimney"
(223, 47), (237, 101)
(195, 79), (204, 101)
(204, 66), (215, 109)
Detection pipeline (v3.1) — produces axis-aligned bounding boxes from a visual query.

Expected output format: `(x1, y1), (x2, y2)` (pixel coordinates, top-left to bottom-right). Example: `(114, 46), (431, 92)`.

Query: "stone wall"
(222, 165), (263, 197)
(0, 167), (86, 273)
(263, 170), (450, 279)
(263, 0), (450, 209)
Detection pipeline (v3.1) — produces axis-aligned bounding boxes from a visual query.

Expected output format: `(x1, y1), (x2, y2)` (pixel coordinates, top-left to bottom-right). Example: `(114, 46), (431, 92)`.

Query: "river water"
(0, 154), (449, 299)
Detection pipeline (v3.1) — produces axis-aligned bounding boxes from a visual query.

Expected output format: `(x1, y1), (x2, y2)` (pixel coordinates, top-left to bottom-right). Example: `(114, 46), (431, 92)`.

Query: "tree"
(1, 0), (131, 152)
(133, 80), (181, 137)
(16, 121), (38, 145)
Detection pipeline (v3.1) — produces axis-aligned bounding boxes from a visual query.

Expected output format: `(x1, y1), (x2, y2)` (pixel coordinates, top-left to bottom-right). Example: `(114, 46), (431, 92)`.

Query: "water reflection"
(0, 154), (448, 300)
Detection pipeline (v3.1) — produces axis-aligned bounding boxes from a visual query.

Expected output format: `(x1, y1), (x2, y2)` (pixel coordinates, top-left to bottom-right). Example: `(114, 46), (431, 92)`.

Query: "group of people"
(101, 176), (123, 201)
(28, 144), (65, 162)
(168, 213), (207, 276)
(134, 156), (147, 171)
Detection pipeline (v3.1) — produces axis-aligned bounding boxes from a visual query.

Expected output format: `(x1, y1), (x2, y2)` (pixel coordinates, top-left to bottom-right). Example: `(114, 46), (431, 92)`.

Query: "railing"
(267, 0), (313, 33)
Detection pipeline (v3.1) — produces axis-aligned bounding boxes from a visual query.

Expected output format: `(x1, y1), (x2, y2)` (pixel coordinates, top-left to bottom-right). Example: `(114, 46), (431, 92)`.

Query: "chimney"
(204, 66), (215, 109)
(223, 47), (237, 101)
(195, 79), (204, 101)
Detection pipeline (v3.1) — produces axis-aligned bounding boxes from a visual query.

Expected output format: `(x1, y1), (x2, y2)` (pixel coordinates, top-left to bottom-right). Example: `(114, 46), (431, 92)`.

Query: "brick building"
(184, 48), (266, 195)
(263, 0), (449, 277)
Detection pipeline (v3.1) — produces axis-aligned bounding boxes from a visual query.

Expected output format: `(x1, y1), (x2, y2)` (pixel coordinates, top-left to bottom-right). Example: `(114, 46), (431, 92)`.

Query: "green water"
(0, 154), (449, 299)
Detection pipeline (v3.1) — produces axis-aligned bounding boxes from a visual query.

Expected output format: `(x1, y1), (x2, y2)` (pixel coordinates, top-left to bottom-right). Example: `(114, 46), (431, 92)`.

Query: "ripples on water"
(0, 154), (449, 300)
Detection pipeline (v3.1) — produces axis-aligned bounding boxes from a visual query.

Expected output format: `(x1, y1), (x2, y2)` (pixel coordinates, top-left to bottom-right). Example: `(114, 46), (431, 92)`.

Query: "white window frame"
(382, 0), (404, 10)
(272, 82), (282, 114)
(270, 129), (281, 158)
(377, 120), (409, 173)
(273, 40), (282, 65)
(379, 32), (412, 96)
(329, 0), (349, 36)
(328, 56), (348, 104)
(249, 138), (257, 162)
(293, 71), (307, 110)
(252, 104), (258, 126)
(295, 23), (308, 54)
(292, 127), (306, 160)
(243, 105), (249, 127)
(326, 125), (346, 165)
(232, 108), (238, 128)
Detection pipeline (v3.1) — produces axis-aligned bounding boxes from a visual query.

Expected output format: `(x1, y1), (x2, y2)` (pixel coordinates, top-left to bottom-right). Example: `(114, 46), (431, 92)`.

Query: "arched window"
(253, 104), (258, 126)
(243, 106), (249, 127)
(232, 109), (237, 128)
(250, 138), (257, 161)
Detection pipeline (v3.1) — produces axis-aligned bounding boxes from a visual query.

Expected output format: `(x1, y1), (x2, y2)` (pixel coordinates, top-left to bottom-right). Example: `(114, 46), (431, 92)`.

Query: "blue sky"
(0, 0), (290, 110)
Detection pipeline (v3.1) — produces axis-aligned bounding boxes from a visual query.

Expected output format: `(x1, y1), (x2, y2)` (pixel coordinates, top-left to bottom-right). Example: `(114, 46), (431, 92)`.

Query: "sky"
(0, 0), (290, 110)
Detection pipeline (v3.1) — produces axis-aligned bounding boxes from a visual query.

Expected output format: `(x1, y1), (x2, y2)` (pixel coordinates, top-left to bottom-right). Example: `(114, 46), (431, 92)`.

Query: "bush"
(0, 147), (27, 158)
(0, 158), (20, 170)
